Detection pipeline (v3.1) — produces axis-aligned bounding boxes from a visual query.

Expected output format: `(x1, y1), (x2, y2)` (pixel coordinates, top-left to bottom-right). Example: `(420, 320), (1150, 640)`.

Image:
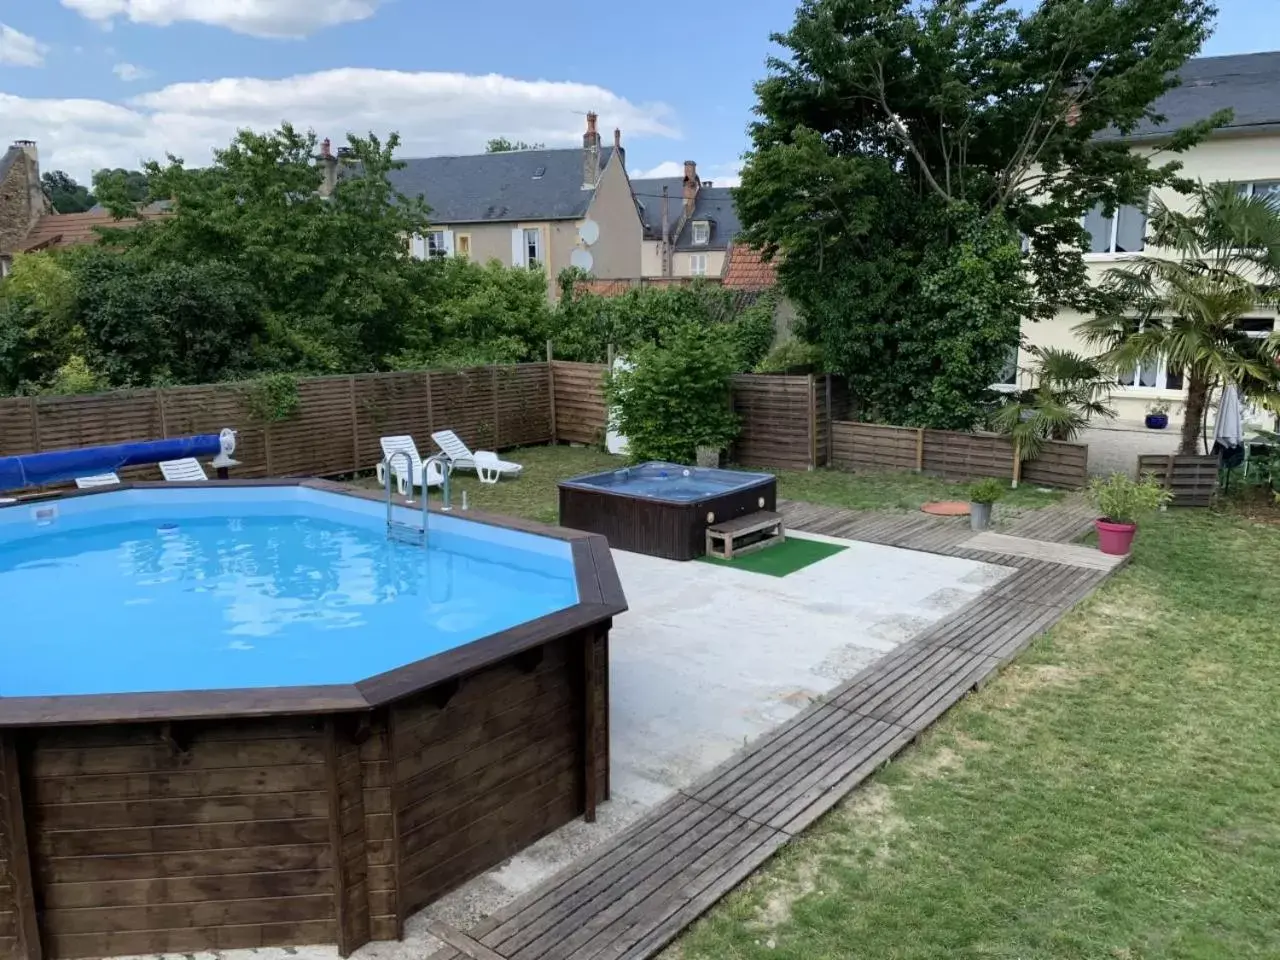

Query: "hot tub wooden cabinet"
(0, 480), (625, 960)
(559, 462), (778, 560)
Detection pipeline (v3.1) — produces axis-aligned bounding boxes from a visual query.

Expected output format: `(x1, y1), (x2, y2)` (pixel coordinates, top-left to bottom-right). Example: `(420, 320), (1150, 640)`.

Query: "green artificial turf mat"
(699, 536), (846, 576)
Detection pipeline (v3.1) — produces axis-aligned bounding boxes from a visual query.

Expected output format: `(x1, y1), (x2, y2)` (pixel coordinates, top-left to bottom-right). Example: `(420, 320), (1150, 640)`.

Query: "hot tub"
(0, 480), (624, 960)
(559, 462), (777, 560)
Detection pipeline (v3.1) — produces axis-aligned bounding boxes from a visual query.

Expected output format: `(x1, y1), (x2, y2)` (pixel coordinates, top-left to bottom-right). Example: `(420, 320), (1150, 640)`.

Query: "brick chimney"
(682, 160), (699, 216)
(582, 112), (601, 188)
(317, 137), (339, 197)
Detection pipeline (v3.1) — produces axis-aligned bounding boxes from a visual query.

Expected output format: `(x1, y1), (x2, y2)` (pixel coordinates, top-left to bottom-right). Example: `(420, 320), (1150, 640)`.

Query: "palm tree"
(1077, 181), (1280, 455)
(991, 346), (1116, 460)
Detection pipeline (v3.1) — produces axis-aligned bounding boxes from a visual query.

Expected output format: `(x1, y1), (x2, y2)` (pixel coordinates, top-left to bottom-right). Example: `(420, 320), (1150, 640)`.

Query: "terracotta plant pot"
(1095, 518), (1137, 556)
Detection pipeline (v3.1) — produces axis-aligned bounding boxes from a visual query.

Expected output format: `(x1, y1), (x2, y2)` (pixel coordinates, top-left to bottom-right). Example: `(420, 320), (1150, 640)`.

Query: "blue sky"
(0, 0), (1275, 184)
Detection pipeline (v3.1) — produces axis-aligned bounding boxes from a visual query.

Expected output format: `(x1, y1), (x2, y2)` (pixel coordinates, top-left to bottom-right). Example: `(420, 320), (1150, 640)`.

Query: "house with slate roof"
(376, 113), (644, 299)
(1019, 51), (1280, 423)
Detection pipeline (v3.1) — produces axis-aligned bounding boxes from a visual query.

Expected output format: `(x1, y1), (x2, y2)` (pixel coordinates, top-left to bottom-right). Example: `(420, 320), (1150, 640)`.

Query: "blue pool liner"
(0, 434), (222, 491)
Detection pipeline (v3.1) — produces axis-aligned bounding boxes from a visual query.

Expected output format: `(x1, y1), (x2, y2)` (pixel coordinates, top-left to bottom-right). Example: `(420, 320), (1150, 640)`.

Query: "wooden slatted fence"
(830, 421), (1089, 489)
(1136, 453), (1219, 506)
(0, 364), (554, 492)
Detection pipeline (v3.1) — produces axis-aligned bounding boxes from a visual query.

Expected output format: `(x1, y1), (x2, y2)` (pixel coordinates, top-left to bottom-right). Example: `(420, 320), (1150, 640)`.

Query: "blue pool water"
(561, 462), (772, 503)
(0, 488), (578, 697)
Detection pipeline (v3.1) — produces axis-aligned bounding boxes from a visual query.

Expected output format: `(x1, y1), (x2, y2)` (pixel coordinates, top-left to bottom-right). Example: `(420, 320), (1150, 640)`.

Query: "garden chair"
(375, 435), (444, 496)
(431, 429), (522, 485)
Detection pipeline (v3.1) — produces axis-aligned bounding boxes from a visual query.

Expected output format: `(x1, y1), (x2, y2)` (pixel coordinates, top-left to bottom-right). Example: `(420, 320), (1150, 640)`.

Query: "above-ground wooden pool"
(559, 463), (777, 560)
(0, 480), (625, 960)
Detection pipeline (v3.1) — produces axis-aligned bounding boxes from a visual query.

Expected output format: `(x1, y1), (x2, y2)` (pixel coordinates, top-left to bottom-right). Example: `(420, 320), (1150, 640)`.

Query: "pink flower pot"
(1095, 519), (1137, 556)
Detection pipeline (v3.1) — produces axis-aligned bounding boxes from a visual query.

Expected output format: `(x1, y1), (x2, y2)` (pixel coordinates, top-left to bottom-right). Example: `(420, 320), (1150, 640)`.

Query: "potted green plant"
(968, 478), (1005, 531)
(1086, 472), (1174, 555)
(1145, 401), (1171, 430)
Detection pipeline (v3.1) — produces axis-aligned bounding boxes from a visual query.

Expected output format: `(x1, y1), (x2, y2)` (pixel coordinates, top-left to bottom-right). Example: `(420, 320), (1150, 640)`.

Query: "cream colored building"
(1017, 52), (1280, 424)
(382, 114), (642, 299)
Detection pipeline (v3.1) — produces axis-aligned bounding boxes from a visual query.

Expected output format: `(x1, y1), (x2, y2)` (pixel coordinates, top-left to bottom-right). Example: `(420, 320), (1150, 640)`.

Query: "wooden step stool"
(705, 510), (785, 560)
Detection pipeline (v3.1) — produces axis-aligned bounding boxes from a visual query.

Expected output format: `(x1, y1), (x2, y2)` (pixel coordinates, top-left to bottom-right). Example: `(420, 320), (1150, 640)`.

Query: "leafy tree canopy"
(103, 124), (434, 374)
(485, 137), (546, 153)
(41, 171), (95, 213)
(737, 0), (1220, 428)
(91, 168), (149, 209)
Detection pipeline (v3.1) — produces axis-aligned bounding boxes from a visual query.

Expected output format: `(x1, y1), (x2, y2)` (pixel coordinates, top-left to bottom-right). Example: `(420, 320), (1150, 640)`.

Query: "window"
(1084, 202), (1146, 254)
(691, 220), (710, 245)
(523, 227), (543, 269)
(1117, 356), (1182, 391)
(1236, 181), (1280, 199)
(426, 230), (448, 258)
(456, 234), (471, 259)
(996, 344), (1019, 387)
(690, 253), (708, 276)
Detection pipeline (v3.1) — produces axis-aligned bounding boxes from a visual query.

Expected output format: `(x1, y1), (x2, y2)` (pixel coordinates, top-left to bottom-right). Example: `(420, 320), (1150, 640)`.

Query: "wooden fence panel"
(0, 398), (37, 457)
(34, 391), (164, 482)
(1137, 453), (1219, 506)
(1022, 440), (1089, 489)
(430, 369), (497, 453)
(353, 372), (433, 470)
(551, 362), (607, 446)
(162, 385), (268, 479)
(922, 430), (1015, 481)
(730, 374), (815, 471)
(495, 365), (552, 449)
(829, 422), (920, 472)
(267, 377), (358, 478)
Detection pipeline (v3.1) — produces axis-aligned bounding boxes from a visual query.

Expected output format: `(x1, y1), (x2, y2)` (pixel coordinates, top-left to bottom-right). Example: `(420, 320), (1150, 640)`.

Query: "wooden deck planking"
(427, 497), (1124, 960)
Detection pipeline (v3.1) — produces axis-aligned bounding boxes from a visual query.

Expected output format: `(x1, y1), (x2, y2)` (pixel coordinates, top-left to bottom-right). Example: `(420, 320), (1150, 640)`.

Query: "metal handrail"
(425, 454), (452, 512)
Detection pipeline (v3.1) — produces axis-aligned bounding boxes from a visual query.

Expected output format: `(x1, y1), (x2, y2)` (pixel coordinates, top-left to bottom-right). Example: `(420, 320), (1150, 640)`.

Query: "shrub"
(606, 322), (740, 463)
(968, 478), (1006, 504)
(754, 338), (823, 373)
(728, 292), (778, 369)
(243, 372), (301, 422)
(1086, 472), (1174, 524)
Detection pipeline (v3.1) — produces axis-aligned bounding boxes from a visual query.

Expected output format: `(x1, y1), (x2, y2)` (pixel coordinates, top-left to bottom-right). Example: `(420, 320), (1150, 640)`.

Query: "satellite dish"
(578, 219), (600, 245)
(570, 249), (594, 271)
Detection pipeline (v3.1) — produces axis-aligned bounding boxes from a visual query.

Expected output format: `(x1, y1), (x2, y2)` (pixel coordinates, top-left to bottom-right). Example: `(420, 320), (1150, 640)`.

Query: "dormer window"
(692, 220), (711, 245)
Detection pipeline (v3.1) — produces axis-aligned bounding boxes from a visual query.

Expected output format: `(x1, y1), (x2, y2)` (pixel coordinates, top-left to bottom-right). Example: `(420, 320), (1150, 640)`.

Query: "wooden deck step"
(706, 510), (784, 560)
(963, 531), (1123, 570)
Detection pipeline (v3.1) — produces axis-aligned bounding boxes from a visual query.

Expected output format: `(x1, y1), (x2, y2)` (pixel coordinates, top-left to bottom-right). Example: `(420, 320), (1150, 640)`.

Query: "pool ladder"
(381, 451), (451, 546)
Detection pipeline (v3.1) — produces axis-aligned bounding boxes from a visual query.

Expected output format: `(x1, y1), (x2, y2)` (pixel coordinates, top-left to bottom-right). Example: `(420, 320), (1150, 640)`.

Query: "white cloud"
(61, 0), (383, 39)
(632, 160), (741, 187)
(112, 62), (152, 81)
(0, 23), (48, 67)
(0, 68), (679, 180)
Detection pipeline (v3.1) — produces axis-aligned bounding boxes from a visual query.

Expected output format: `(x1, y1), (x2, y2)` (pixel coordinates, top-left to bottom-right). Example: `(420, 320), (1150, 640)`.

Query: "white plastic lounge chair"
(75, 472), (120, 489)
(375, 435), (444, 497)
(159, 458), (208, 482)
(431, 430), (522, 485)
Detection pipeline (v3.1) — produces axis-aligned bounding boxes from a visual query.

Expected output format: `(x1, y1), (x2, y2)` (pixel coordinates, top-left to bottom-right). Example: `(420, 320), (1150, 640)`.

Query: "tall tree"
(1078, 181), (1280, 454)
(103, 125), (434, 373)
(737, 0), (1219, 428)
(91, 168), (150, 209)
(485, 137), (545, 153)
(41, 171), (95, 213)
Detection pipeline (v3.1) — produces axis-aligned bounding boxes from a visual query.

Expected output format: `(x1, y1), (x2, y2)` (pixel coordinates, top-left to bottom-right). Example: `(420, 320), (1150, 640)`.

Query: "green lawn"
(674, 510), (1280, 960)
(353, 444), (1061, 523)
(774, 466), (1062, 514)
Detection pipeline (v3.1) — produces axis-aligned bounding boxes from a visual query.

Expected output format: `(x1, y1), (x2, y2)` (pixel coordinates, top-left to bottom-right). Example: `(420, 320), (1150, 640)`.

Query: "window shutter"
(410, 233), (427, 260)
(511, 227), (525, 267)
(443, 230), (455, 256)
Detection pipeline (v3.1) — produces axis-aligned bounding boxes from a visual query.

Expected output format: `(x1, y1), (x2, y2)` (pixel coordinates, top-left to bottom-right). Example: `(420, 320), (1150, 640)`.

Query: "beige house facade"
(1017, 52), (1280, 425)
(382, 114), (642, 300)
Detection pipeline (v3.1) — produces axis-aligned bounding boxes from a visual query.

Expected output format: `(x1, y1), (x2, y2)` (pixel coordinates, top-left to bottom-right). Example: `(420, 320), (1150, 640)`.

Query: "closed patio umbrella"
(1214, 383), (1244, 450)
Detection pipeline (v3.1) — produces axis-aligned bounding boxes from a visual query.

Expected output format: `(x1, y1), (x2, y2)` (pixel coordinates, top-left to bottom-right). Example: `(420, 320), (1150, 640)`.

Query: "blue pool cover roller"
(0, 434), (224, 491)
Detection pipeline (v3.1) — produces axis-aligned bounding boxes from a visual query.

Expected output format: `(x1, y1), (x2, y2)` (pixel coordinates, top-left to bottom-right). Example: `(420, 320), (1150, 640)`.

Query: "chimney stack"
(582, 112), (601, 188)
(613, 127), (625, 168)
(682, 160), (699, 216)
(317, 137), (339, 197)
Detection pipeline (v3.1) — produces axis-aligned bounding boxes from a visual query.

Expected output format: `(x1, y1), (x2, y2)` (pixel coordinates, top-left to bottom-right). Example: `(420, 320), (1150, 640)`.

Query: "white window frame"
(689, 253), (708, 276)
(1237, 181), (1280, 198)
(456, 233), (471, 259)
(523, 227), (543, 269)
(1083, 202), (1146, 257)
(1117, 356), (1181, 391)
(426, 230), (447, 258)
(691, 220), (710, 245)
